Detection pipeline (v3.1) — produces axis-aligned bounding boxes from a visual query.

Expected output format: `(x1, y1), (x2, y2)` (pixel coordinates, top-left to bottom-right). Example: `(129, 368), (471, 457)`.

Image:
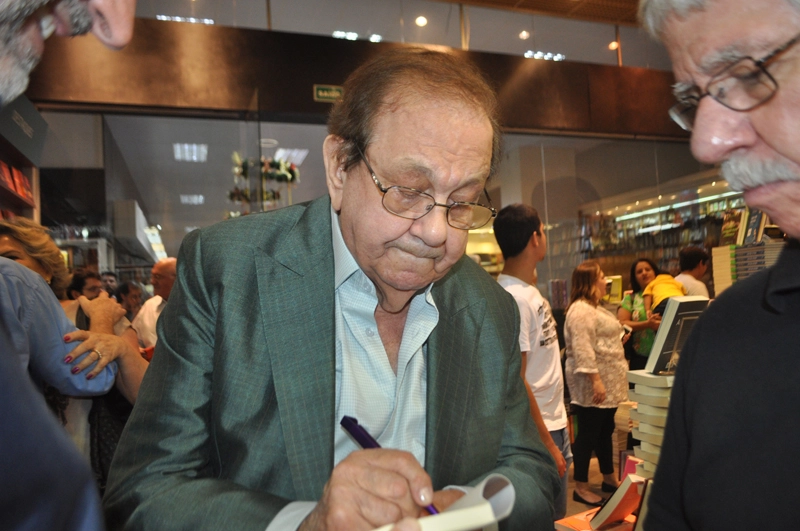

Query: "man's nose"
(410, 204), (449, 248)
(690, 97), (758, 165)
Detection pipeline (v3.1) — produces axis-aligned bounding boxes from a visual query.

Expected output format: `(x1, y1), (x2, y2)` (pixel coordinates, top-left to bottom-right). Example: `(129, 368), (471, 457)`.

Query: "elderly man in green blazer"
(104, 48), (560, 531)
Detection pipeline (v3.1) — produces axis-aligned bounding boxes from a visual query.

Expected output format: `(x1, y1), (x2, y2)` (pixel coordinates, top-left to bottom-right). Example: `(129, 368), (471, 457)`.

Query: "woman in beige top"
(565, 260), (630, 506)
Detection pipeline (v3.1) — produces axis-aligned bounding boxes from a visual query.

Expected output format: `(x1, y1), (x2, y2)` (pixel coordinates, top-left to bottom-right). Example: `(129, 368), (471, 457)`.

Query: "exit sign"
(314, 85), (344, 103)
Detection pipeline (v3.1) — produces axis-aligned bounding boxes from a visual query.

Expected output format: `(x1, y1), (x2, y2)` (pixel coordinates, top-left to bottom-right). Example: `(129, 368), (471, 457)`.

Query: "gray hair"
(640, 0), (800, 38)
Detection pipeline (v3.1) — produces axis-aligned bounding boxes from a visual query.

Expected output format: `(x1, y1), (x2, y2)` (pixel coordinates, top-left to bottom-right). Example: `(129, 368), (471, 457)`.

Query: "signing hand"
(300, 449), (436, 531)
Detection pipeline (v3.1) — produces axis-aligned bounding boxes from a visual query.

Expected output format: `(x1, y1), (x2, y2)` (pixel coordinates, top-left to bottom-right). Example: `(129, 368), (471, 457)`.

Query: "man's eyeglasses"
(356, 146), (497, 230)
(669, 32), (800, 132)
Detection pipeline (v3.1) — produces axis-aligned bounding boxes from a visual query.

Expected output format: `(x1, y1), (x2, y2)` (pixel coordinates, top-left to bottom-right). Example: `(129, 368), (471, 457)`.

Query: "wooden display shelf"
(0, 178), (34, 210)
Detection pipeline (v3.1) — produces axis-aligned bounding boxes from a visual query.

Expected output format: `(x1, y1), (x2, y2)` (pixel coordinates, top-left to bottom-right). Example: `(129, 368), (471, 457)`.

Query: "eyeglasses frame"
(354, 145), (497, 230)
(669, 32), (800, 131)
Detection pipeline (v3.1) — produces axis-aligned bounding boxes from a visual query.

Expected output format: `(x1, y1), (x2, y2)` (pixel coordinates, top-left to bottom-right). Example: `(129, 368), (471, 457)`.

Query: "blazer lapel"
(425, 264), (487, 488)
(254, 197), (336, 500)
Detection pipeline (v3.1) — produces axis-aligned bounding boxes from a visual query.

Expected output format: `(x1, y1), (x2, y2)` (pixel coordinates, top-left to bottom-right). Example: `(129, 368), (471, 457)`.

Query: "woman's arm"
(617, 306), (661, 332)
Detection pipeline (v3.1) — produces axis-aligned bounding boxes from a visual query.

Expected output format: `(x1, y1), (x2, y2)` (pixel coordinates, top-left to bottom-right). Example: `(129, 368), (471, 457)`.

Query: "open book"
(590, 474), (646, 530)
(373, 474), (515, 531)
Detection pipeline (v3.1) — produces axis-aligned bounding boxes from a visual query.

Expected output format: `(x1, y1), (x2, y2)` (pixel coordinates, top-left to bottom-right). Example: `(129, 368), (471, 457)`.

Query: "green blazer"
(104, 196), (559, 530)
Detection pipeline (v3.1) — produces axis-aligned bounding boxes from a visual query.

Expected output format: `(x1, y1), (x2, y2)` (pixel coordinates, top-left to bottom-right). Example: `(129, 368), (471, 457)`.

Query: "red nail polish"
(71, 367), (80, 375)
(86, 374), (94, 380)
(64, 335), (71, 342)
(64, 356), (73, 364)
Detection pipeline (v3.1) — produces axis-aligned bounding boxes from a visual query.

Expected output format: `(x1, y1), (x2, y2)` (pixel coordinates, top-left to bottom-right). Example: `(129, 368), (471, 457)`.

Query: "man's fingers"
(351, 449), (434, 511)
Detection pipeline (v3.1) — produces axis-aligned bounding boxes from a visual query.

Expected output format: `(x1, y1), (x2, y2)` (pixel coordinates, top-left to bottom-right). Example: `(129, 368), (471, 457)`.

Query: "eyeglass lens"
(670, 57), (778, 131)
(382, 187), (493, 229)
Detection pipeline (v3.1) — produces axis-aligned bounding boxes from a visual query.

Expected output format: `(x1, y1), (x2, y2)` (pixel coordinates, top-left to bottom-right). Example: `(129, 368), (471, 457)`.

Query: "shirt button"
(366, 328), (375, 337)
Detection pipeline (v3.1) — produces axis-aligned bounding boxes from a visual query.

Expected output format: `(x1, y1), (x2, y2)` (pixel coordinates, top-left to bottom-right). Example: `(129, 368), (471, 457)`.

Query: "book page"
(372, 474), (514, 531)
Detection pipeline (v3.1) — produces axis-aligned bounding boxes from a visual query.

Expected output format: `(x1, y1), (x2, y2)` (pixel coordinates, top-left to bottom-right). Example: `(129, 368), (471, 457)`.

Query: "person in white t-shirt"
(674, 246), (710, 298)
(494, 204), (572, 519)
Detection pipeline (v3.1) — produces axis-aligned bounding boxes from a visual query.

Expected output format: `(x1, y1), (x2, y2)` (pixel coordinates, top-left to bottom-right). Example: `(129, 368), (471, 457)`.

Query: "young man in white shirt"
(494, 204), (572, 519)
(674, 246), (710, 297)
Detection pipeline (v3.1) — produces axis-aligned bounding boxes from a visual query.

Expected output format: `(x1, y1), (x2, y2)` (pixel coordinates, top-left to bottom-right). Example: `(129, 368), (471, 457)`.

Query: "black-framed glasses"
(356, 146), (497, 230)
(669, 32), (800, 131)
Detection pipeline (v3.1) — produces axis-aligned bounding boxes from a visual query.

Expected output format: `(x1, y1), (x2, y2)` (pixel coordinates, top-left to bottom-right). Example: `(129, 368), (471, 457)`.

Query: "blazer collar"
(255, 196), (337, 499)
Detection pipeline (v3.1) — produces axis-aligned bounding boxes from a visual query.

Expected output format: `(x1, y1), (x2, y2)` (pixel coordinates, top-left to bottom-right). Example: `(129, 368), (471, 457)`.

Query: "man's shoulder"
(439, 258), (515, 309)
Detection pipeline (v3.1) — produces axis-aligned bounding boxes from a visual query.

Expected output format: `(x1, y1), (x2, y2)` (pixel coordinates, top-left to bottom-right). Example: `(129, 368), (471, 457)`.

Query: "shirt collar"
(331, 206), (363, 289)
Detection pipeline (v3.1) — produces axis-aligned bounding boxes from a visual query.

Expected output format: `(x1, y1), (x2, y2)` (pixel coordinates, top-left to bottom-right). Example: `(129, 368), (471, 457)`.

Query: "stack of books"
(734, 241), (784, 281)
(627, 370), (674, 480)
(711, 245), (737, 295)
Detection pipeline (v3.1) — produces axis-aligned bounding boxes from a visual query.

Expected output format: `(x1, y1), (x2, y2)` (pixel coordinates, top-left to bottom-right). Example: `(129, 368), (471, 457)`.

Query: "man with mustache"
(105, 48), (560, 531)
(0, 0), (134, 107)
(638, 0), (800, 528)
(0, 0), (135, 529)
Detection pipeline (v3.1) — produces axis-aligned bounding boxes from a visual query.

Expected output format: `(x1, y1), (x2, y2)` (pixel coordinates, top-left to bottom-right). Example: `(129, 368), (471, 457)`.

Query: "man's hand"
(300, 449), (435, 531)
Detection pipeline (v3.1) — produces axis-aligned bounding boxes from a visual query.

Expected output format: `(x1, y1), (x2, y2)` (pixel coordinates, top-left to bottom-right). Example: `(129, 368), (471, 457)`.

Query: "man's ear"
(323, 135), (347, 211)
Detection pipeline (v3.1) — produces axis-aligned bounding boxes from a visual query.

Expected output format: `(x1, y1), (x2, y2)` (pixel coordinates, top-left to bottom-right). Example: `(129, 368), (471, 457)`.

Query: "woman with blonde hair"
(0, 217), (148, 493)
(565, 260), (629, 506)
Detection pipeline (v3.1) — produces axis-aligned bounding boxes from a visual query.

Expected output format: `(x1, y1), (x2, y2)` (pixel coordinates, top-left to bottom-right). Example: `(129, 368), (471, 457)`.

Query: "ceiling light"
(156, 15), (214, 24)
(260, 138), (279, 149)
(608, 41), (619, 50)
(519, 30), (530, 40)
(173, 143), (208, 163)
(274, 148), (309, 166)
(635, 200), (639, 205)
(332, 31), (358, 40)
(524, 50), (565, 61)
(369, 34), (382, 43)
(415, 16), (428, 27)
(180, 194), (205, 205)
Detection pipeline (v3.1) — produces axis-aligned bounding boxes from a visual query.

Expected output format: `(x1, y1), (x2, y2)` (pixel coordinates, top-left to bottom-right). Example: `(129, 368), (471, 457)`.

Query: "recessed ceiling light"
(524, 50), (565, 61)
(180, 194), (205, 205)
(332, 30), (358, 40)
(173, 143), (208, 163)
(519, 30), (530, 40)
(608, 41), (619, 50)
(415, 16), (428, 27)
(156, 15), (214, 24)
(369, 34), (382, 42)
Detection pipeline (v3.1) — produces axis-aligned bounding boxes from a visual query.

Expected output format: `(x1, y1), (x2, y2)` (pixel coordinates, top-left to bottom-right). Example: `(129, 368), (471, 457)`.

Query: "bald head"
(151, 257), (176, 301)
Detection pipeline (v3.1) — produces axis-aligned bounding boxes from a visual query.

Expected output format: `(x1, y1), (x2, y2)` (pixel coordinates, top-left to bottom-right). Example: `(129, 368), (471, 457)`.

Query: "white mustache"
(721, 155), (800, 191)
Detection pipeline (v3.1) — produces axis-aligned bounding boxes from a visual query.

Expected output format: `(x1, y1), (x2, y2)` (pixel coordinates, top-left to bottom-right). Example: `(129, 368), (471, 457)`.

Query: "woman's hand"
(647, 313), (662, 330)
(591, 378), (606, 404)
(622, 332), (632, 345)
(63, 330), (138, 380)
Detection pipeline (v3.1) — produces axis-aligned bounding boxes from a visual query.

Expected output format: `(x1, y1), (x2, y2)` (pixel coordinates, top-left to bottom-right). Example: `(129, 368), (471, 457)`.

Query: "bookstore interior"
(1, 1), (793, 528)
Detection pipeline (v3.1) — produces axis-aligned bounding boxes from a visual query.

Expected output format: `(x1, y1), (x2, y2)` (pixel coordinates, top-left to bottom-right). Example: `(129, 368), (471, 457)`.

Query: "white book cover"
(629, 391), (670, 408)
(640, 441), (661, 455)
(637, 423), (665, 436)
(632, 428), (663, 447)
(373, 474), (514, 531)
(635, 462), (654, 479)
(634, 445), (659, 464)
(627, 370), (674, 388)
(636, 403), (668, 417)
(634, 384), (672, 397)
(630, 409), (667, 428)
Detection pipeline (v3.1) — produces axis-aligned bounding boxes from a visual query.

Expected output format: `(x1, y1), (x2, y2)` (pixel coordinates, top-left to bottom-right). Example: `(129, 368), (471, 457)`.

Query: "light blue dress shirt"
(267, 209), (439, 530)
(0, 257), (117, 396)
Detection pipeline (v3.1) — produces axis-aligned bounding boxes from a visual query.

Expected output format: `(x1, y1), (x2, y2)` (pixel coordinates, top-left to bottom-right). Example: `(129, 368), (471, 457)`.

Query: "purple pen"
(340, 415), (439, 515)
